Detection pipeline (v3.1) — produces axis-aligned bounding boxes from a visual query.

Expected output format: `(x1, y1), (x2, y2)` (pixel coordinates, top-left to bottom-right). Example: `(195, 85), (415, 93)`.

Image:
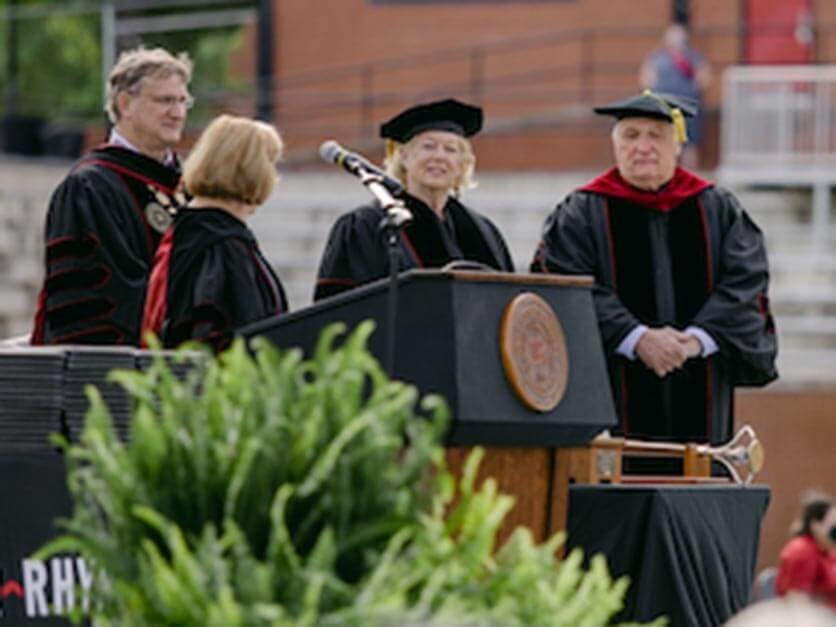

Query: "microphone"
(319, 140), (403, 195)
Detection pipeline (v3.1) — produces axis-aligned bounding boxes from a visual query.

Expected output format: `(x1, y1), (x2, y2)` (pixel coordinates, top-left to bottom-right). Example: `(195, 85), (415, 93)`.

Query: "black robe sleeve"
(482, 215), (515, 272)
(314, 205), (386, 301)
(531, 193), (640, 354)
(36, 168), (151, 344)
(315, 199), (514, 301)
(174, 238), (276, 351)
(691, 190), (778, 386)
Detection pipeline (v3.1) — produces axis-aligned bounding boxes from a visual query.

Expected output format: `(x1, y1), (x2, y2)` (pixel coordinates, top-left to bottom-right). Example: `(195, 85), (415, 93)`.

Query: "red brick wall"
(735, 389), (836, 575)
(231, 1), (751, 168)
(815, 1), (836, 61)
(225, 4), (836, 167)
(275, 0), (669, 75)
(116, 1), (836, 169)
(270, 0), (674, 166)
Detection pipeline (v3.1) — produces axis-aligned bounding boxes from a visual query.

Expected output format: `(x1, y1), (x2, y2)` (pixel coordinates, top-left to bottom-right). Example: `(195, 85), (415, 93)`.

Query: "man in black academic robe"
(315, 98), (514, 301)
(531, 91), (777, 445)
(31, 47), (193, 345)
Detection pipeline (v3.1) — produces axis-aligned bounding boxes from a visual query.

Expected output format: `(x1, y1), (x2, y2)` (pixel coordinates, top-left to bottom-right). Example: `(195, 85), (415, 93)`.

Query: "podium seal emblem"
(500, 292), (569, 412)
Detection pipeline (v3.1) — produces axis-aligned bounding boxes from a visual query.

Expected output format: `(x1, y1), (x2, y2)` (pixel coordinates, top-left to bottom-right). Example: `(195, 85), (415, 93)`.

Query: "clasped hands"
(635, 327), (703, 378)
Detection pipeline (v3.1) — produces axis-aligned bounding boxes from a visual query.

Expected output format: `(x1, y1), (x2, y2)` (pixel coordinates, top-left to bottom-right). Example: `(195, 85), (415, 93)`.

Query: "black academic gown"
(314, 193), (514, 300)
(142, 208), (288, 351)
(31, 145), (182, 346)
(531, 167), (777, 445)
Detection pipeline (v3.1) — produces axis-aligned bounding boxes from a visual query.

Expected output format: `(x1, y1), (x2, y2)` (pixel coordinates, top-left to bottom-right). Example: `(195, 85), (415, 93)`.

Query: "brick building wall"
(266, 0), (672, 168)
(251, 0), (751, 170)
(237, 1), (836, 169)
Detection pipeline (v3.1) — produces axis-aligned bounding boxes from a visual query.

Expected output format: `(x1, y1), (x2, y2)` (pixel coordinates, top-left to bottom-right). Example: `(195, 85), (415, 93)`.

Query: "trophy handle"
(703, 425), (764, 485)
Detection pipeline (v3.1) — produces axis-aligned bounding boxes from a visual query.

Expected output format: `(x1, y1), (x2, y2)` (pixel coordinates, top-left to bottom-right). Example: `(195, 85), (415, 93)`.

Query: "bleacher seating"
(3, 156), (835, 386)
(717, 65), (836, 386)
(0, 160), (64, 337)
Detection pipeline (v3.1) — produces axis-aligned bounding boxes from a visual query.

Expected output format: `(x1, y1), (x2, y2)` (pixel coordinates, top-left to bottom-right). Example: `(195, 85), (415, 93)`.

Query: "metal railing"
(721, 65), (836, 167)
(6, 7), (836, 159)
(719, 65), (836, 246)
(270, 21), (836, 149)
(272, 25), (668, 144)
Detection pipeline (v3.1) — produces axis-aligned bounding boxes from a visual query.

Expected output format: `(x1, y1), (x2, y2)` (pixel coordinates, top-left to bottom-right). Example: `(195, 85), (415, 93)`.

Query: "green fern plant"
(40, 321), (665, 626)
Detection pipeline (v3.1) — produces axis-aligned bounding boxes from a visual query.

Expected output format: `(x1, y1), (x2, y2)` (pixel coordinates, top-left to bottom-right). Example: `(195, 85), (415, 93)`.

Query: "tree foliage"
(0, 0), (101, 119)
(0, 1), (250, 123)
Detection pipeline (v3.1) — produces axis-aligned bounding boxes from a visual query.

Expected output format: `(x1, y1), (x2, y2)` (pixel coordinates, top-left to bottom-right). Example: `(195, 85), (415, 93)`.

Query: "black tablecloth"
(567, 484), (770, 627)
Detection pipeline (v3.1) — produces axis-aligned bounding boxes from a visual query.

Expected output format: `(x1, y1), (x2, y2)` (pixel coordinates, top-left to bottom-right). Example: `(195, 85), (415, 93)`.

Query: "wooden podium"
(245, 273), (770, 624)
(242, 269), (618, 541)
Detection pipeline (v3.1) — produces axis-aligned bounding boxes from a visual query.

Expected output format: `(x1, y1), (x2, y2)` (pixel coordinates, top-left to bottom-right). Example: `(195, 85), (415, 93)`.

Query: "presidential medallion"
(145, 201), (173, 234)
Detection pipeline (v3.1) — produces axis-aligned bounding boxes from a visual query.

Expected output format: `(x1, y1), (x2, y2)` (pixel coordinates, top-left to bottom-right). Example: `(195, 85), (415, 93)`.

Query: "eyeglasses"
(145, 94), (195, 110)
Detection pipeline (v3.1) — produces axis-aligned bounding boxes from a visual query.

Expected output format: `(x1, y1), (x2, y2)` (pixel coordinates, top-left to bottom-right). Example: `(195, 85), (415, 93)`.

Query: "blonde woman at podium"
(314, 98), (514, 301)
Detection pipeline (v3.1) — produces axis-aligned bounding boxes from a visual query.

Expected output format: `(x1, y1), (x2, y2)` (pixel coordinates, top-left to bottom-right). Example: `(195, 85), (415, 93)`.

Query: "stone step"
(8, 258), (42, 287)
(0, 286), (32, 318)
(772, 285), (836, 309)
(777, 314), (836, 336)
(770, 251), (836, 270)
(5, 155), (836, 386)
(773, 347), (836, 387)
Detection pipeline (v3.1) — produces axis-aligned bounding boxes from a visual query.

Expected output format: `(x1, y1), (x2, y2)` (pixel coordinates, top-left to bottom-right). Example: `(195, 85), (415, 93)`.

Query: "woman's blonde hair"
(383, 132), (477, 195)
(105, 46), (193, 124)
(183, 115), (283, 206)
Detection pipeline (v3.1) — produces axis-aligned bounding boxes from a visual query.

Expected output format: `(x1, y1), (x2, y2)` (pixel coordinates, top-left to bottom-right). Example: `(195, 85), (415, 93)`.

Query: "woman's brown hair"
(183, 114), (283, 206)
(791, 491), (834, 537)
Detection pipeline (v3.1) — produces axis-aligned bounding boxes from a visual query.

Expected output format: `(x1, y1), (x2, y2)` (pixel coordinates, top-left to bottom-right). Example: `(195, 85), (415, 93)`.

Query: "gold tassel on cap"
(643, 89), (688, 143)
(384, 139), (399, 161)
(670, 108), (688, 143)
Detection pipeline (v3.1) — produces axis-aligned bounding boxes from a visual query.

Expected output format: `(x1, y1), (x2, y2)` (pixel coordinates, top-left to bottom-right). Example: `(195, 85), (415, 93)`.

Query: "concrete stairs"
(2, 155), (833, 387)
(0, 158), (64, 337)
(730, 187), (836, 387)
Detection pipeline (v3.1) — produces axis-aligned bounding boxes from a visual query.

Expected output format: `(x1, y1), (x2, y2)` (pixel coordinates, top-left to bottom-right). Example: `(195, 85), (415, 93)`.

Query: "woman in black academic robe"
(142, 114), (287, 351)
(314, 98), (514, 301)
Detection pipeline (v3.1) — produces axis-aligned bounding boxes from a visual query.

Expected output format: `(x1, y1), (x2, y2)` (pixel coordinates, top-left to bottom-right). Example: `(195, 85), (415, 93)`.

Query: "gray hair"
(105, 46), (193, 124)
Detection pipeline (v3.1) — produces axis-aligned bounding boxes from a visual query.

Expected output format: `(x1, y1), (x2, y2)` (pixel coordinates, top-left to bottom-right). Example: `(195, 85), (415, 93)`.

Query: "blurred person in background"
(314, 98), (513, 301)
(775, 491), (836, 610)
(31, 46), (193, 345)
(640, 22), (711, 169)
(531, 91), (777, 451)
(724, 595), (834, 626)
(142, 114), (288, 351)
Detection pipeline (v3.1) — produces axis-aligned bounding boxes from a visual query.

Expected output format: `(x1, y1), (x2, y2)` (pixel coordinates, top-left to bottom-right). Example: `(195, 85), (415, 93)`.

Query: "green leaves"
(0, 2), (251, 124)
(45, 321), (662, 626)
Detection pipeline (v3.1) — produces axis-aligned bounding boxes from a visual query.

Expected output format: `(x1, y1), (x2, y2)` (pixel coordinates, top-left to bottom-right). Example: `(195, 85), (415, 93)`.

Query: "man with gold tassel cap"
(314, 98), (513, 301)
(531, 90), (778, 448)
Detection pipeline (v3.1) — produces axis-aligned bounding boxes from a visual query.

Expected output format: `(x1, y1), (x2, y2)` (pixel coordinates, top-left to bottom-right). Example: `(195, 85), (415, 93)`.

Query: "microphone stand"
(358, 170), (412, 377)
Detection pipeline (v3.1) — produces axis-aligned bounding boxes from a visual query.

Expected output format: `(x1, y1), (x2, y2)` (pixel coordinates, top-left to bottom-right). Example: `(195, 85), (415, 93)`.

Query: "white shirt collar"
(109, 128), (175, 166)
